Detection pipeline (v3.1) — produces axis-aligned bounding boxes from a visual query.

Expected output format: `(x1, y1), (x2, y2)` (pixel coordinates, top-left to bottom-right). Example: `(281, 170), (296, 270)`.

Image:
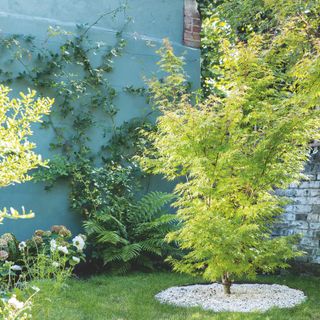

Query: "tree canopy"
(139, 0), (320, 292)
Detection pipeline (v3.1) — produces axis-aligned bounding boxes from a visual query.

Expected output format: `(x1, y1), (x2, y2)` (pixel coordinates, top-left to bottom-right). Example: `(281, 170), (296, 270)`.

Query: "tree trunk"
(222, 272), (232, 295)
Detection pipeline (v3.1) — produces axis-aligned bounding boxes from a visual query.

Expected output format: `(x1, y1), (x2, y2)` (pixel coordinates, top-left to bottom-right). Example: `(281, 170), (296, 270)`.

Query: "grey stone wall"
(275, 152), (320, 264)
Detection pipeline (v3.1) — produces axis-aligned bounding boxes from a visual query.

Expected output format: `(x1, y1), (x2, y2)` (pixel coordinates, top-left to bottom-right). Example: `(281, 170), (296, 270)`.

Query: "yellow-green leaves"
(0, 207), (34, 224)
(140, 0), (320, 282)
(0, 86), (53, 188)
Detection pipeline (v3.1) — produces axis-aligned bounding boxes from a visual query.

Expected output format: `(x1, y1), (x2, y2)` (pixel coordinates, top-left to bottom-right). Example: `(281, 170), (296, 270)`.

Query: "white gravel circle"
(155, 283), (306, 313)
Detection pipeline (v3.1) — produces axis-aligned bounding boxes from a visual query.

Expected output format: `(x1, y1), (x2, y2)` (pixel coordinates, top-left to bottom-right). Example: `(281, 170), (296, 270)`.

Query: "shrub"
(140, 1), (320, 293)
(0, 226), (86, 291)
(0, 85), (53, 221)
(19, 226), (86, 285)
(70, 161), (180, 273)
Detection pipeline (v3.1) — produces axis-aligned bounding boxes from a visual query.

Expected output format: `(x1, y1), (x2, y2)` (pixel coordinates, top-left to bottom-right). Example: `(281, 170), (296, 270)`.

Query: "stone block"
(305, 197), (320, 205)
(295, 255), (311, 263)
(310, 223), (320, 229)
(307, 214), (320, 222)
(300, 237), (317, 246)
(285, 204), (312, 213)
(312, 204), (320, 215)
(299, 181), (320, 189)
(293, 197), (310, 205)
(312, 256), (320, 264)
(295, 189), (310, 197)
(295, 213), (308, 221)
(310, 190), (320, 197)
(283, 213), (295, 221)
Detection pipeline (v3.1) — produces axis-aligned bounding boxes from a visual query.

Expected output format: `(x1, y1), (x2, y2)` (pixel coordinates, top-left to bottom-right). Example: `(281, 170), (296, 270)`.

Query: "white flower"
(18, 241), (27, 251)
(72, 256), (80, 264)
(57, 245), (68, 254)
(72, 235), (85, 252)
(11, 265), (22, 271)
(8, 295), (24, 310)
(50, 239), (57, 252)
(52, 261), (60, 268)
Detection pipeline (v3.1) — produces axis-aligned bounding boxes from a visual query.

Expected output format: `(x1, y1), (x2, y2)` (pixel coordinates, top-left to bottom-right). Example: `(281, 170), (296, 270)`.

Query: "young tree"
(139, 1), (320, 294)
(0, 85), (53, 222)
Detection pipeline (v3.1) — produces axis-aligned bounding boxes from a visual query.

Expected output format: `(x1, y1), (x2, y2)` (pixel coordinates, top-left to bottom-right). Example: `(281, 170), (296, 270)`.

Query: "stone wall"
(275, 152), (320, 264)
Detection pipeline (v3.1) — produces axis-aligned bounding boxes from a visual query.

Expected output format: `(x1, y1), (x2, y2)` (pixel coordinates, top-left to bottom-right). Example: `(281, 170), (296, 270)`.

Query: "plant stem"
(221, 272), (232, 295)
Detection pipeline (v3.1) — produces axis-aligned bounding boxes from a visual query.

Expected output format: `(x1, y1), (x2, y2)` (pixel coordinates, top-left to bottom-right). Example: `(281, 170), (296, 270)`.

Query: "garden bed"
(155, 283), (306, 312)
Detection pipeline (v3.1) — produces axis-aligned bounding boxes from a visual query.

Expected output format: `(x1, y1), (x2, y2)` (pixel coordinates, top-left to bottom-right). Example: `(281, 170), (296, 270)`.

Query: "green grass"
(31, 272), (319, 320)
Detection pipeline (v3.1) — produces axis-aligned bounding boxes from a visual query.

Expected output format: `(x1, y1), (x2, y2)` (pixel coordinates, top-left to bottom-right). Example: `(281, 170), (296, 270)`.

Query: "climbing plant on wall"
(0, 5), (178, 271)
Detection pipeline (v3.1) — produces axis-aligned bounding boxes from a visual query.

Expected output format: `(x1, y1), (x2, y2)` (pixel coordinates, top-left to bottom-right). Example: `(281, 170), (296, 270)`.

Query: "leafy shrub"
(19, 226), (86, 284)
(0, 226), (86, 290)
(70, 161), (179, 272)
(140, 18), (320, 293)
(0, 84), (52, 316)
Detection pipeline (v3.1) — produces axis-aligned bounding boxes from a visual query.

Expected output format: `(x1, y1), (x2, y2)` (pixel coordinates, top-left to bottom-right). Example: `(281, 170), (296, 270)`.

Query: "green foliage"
(140, 0), (320, 285)
(0, 85), (53, 221)
(198, 0), (320, 96)
(0, 226), (85, 291)
(71, 160), (179, 272)
(0, 85), (52, 317)
(0, 7), (174, 274)
(0, 286), (38, 320)
(0, 86), (53, 187)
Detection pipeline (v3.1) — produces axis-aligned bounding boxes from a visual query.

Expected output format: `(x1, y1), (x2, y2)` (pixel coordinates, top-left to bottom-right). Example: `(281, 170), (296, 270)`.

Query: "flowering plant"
(18, 225), (86, 285)
(0, 226), (86, 290)
(0, 285), (39, 320)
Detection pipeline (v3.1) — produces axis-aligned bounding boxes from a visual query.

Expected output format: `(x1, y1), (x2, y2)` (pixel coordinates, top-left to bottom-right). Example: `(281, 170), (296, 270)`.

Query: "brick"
(297, 197), (320, 205)
(286, 204), (312, 213)
(192, 25), (201, 33)
(296, 213), (308, 221)
(277, 189), (297, 197)
(312, 256), (320, 264)
(184, 0), (201, 48)
(288, 183), (298, 189)
(310, 223), (320, 229)
(312, 204), (320, 215)
(300, 237), (317, 246)
(295, 189), (309, 197)
(307, 214), (320, 222)
(283, 213), (295, 221)
(299, 181), (320, 189)
(291, 220), (309, 228)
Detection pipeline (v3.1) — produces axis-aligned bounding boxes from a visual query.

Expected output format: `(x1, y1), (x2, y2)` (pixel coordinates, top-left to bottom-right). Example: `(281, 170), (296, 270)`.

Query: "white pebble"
(155, 283), (306, 312)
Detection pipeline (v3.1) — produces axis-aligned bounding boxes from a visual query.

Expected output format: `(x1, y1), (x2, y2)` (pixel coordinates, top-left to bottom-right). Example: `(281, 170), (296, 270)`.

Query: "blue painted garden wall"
(0, 0), (200, 239)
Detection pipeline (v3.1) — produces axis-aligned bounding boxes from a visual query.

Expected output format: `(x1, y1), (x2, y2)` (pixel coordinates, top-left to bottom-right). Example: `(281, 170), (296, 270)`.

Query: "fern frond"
(97, 230), (128, 245)
(102, 243), (142, 263)
(131, 192), (175, 222)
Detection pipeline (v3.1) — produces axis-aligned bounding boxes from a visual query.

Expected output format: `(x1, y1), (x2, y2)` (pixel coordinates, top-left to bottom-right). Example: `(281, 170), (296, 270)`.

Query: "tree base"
(222, 273), (232, 295)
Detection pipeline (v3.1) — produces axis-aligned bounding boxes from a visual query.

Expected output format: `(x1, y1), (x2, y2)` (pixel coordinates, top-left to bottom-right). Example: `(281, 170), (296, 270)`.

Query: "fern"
(81, 179), (179, 272)
(134, 192), (175, 220)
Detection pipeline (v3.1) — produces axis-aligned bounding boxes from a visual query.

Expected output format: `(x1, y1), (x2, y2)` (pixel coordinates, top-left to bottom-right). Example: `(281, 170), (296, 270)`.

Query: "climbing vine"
(0, 4), (178, 271)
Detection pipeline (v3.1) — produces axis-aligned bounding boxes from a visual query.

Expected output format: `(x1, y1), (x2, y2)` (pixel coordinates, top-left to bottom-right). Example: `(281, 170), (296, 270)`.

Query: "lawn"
(31, 272), (319, 320)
